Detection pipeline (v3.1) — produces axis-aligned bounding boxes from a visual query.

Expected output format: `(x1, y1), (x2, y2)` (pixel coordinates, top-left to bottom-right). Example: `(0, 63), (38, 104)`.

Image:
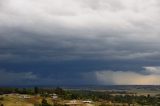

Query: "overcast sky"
(0, 0), (160, 85)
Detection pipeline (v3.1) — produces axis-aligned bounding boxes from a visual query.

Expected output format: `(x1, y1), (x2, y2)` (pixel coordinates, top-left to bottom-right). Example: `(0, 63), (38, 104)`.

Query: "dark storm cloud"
(0, 69), (37, 85)
(0, 0), (160, 85)
(1, 27), (160, 62)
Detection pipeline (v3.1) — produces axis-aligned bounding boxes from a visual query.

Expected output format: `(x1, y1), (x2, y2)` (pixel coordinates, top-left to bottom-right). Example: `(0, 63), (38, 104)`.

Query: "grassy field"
(129, 89), (160, 96)
(0, 94), (40, 106)
(0, 94), (128, 106)
(0, 94), (96, 106)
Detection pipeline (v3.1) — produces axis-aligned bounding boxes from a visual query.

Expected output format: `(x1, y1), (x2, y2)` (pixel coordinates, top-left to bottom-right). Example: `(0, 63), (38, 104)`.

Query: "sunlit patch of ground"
(0, 94), (40, 106)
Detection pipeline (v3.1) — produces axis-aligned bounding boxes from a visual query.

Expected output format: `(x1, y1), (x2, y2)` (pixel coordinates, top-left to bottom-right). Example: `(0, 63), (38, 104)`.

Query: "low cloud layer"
(95, 66), (160, 85)
(0, 69), (37, 85)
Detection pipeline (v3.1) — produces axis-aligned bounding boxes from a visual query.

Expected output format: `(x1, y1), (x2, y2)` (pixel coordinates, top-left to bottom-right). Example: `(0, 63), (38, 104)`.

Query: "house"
(82, 100), (92, 103)
(50, 93), (58, 99)
(65, 100), (82, 106)
(19, 95), (31, 99)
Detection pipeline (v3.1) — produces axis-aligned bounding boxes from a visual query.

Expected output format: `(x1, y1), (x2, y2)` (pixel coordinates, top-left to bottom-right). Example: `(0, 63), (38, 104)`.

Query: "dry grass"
(0, 93), (151, 106)
(0, 94), (37, 106)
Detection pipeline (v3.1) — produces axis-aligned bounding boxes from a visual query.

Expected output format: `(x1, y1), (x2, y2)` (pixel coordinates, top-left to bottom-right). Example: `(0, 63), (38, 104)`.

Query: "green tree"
(34, 86), (39, 94)
(22, 88), (27, 94)
(55, 87), (65, 95)
(41, 98), (51, 106)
